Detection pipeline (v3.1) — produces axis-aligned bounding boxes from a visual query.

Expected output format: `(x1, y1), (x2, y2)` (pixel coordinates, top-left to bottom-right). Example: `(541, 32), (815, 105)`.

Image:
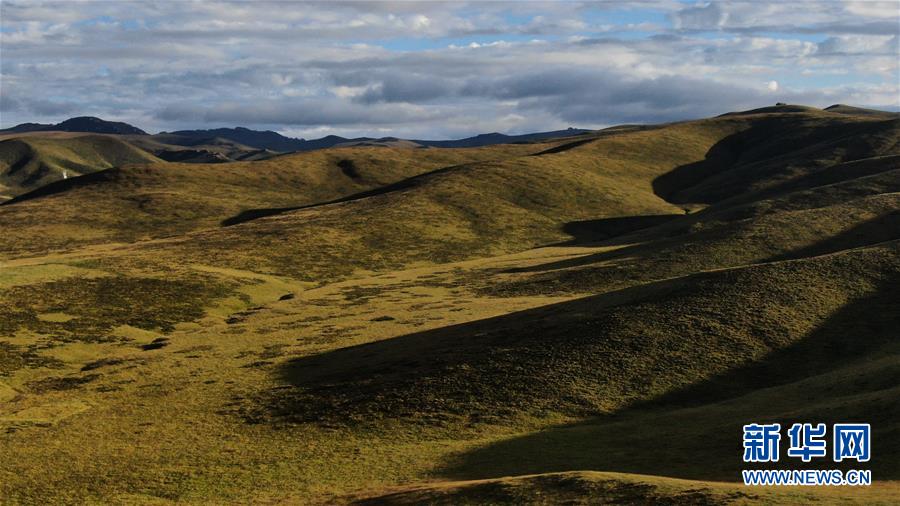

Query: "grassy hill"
(0, 143), (537, 257)
(0, 134), (161, 200)
(825, 104), (900, 118)
(130, 108), (897, 283)
(1, 104), (898, 504)
(257, 241), (899, 431)
(124, 134), (284, 162)
(132, 117), (738, 280)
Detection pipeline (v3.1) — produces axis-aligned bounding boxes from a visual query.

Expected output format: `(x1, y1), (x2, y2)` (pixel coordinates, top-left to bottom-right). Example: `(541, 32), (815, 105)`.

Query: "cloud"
(0, 92), (77, 115)
(1, 0), (897, 136)
(512, 71), (776, 124)
(844, 1), (900, 18)
(672, 2), (728, 30)
(26, 98), (78, 115)
(817, 35), (898, 55)
(356, 74), (458, 104)
(670, 1), (900, 35)
(0, 94), (21, 112)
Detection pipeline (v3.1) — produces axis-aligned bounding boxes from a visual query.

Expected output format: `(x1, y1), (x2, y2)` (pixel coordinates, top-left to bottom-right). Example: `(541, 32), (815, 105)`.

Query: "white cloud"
(817, 35), (897, 54)
(672, 2), (728, 30)
(1, 0), (897, 136)
(270, 73), (293, 87)
(844, 1), (900, 18)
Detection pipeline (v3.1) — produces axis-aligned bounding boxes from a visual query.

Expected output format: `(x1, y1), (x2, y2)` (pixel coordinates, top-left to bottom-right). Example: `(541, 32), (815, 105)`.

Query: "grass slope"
(251, 241), (899, 431)
(0, 144), (536, 257)
(0, 134), (161, 199)
(132, 109), (896, 286)
(1, 105), (898, 504)
(124, 134), (282, 163)
(350, 471), (900, 505)
(141, 115), (747, 280)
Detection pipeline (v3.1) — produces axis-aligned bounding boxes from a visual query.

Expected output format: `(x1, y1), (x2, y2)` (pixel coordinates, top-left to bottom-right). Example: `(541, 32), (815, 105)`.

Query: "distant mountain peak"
(164, 126), (309, 152)
(63, 116), (105, 122)
(0, 116), (147, 135)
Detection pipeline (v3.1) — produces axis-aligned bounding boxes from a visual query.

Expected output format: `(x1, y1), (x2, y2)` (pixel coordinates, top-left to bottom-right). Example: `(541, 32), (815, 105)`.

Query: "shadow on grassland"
(554, 214), (684, 246)
(439, 275), (900, 482)
(251, 246), (898, 459)
(220, 163), (466, 226)
(766, 210), (900, 262)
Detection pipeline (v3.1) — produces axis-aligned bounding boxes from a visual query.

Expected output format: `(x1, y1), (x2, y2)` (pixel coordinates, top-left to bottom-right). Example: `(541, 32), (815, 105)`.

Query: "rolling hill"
(123, 106), (898, 283)
(1, 104), (898, 504)
(3, 116), (594, 156)
(122, 133), (281, 163)
(0, 142), (539, 256)
(0, 120), (598, 193)
(0, 134), (161, 200)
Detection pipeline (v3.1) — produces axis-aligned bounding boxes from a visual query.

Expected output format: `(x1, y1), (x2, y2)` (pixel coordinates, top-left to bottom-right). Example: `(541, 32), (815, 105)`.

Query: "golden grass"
(0, 143), (538, 257)
(0, 134), (161, 198)
(0, 106), (898, 504)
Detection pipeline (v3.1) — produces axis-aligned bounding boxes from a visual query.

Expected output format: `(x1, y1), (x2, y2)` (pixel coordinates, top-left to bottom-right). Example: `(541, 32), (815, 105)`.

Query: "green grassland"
(121, 133), (281, 163)
(349, 471), (900, 505)
(0, 134), (162, 200)
(0, 104), (898, 504)
(0, 143), (536, 257)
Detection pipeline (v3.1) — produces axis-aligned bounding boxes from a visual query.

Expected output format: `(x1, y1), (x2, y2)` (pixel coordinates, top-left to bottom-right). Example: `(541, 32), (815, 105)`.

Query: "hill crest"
(1, 116), (147, 135)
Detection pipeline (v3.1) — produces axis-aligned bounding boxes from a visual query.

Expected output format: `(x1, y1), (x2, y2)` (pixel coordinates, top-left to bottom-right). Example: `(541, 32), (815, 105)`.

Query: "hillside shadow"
(5, 148), (34, 176)
(252, 257), (898, 440)
(500, 223), (689, 275)
(221, 176), (419, 226)
(555, 214), (683, 246)
(1, 167), (118, 206)
(651, 132), (743, 204)
(529, 138), (596, 156)
(727, 156), (900, 209)
(437, 275), (900, 482)
(220, 163), (465, 226)
(221, 205), (308, 226)
(650, 116), (895, 206)
(503, 206), (899, 278)
(528, 125), (660, 157)
(496, 214), (692, 276)
(244, 279), (682, 426)
(766, 210), (900, 262)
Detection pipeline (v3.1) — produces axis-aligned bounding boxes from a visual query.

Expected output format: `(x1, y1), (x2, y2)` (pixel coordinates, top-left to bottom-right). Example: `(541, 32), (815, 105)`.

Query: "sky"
(1, 1), (898, 139)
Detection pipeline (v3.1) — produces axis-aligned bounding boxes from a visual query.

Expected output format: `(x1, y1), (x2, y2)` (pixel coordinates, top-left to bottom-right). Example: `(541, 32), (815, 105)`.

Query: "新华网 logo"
(743, 422), (869, 463)
(741, 422), (872, 486)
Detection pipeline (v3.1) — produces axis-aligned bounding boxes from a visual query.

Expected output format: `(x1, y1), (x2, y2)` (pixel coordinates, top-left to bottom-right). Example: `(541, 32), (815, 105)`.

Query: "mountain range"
(2, 116), (592, 152)
(0, 117), (593, 198)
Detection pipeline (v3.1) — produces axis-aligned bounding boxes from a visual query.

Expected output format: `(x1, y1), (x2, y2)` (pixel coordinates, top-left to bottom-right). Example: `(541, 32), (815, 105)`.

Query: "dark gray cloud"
(356, 74), (458, 104)
(465, 69), (777, 124)
(1, 0), (897, 137)
(0, 94), (21, 112)
(27, 99), (79, 116)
